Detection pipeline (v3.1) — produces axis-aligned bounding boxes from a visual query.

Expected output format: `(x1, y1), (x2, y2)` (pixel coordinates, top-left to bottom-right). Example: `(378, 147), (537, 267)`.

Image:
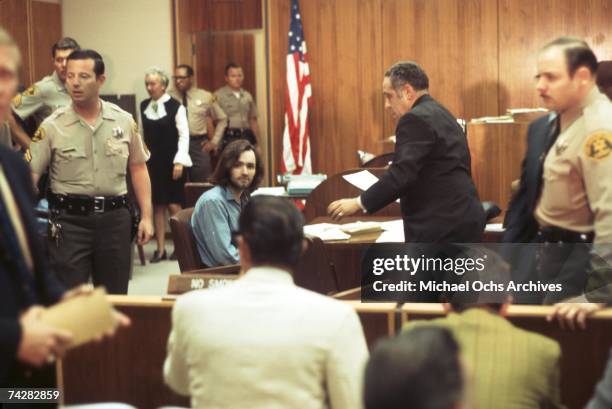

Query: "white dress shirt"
(143, 93), (192, 167)
(164, 266), (369, 409)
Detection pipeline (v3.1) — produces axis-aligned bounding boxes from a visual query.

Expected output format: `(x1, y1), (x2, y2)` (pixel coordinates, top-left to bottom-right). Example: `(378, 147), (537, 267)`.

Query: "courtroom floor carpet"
(128, 239), (179, 296)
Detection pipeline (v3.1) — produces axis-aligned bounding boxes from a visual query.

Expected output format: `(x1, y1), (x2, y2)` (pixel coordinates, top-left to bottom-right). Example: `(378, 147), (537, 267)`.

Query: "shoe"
(151, 250), (167, 263)
(169, 251), (178, 260)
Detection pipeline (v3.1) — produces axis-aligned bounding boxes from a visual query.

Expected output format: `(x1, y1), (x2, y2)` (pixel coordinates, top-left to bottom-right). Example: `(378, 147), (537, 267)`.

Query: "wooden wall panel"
(0, 0), (32, 85)
(191, 0), (262, 32)
(269, 0), (384, 176)
(195, 32), (256, 93)
(499, 0), (612, 111)
(31, 0), (61, 81)
(381, 0), (499, 138)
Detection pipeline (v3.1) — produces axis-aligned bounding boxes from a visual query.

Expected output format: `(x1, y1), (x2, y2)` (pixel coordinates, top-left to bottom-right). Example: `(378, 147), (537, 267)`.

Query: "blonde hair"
(0, 27), (21, 66)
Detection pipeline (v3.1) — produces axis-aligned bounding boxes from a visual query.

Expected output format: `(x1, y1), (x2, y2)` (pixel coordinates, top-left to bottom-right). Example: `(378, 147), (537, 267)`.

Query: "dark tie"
(183, 94), (188, 115)
(536, 115), (561, 197)
(0, 196), (37, 305)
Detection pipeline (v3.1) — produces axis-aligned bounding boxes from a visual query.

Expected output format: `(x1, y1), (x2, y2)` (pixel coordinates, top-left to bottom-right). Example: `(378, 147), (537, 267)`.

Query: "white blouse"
(143, 93), (192, 167)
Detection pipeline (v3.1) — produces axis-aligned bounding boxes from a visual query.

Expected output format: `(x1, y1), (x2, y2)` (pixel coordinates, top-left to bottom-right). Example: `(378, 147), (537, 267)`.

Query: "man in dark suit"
(501, 114), (556, 303)
(328, 61), (484, 243)
(0, 27), (73, 390)
(502, 113), (555, 244)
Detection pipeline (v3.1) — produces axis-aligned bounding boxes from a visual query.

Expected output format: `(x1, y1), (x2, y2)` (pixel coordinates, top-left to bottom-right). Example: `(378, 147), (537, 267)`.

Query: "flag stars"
(289, 31), (293, 37)
(296, 14), (301, 19)
(297, 36), (301, 41)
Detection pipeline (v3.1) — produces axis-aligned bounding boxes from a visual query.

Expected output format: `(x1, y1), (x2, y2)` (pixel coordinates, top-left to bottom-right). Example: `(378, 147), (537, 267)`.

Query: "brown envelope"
(40, 287), (116, 349)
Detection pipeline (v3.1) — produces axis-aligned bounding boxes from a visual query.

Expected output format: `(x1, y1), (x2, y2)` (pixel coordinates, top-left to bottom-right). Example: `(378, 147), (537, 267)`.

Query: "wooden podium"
(467, 122), (530, 219)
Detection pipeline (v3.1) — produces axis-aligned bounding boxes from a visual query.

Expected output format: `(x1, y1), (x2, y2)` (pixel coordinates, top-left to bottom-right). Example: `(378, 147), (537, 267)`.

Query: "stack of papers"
(339, 221), (382, 235)
(304, 223), (350, 241)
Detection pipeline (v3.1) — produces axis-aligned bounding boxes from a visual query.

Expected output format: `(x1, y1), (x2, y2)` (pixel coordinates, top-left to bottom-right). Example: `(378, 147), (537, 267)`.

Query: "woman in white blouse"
(141, 67), (192, 262)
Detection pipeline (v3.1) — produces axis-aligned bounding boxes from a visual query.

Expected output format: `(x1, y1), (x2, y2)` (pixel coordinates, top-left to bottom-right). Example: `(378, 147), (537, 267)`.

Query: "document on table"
(342, 170), (379, 191)
(485, 223), (505, 232)
(304, 223), (350, 241)
(376, 219), (405, 243)
(40, 288), (116, 349)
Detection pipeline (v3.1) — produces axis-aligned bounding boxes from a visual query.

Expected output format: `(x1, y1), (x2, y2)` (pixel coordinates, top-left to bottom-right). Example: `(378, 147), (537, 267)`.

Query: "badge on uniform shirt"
(555, 139), (569, 155)
(32, 127), (46, 143)
(195, 100), (203, 106)
(112, 126), (124, 139)
(584, 131), (612, 160)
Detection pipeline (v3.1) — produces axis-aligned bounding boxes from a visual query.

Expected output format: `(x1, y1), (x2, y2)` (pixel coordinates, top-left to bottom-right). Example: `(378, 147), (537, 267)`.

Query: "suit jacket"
(361, 94), (484, 242)
(405, 309), (564, 409)
(164, 266), (369, 409)
(586, 347), (612, 409)
(0, 144), (64, 386)
(503, 114), (555, 243)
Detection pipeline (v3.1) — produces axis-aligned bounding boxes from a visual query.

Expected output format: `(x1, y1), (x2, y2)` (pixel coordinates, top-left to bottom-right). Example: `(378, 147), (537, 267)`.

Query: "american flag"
(281, 0), (312, 175)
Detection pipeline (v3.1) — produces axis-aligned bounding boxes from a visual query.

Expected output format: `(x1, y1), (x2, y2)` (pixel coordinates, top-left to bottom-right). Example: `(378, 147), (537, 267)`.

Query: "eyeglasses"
(173, 75), (190, 80)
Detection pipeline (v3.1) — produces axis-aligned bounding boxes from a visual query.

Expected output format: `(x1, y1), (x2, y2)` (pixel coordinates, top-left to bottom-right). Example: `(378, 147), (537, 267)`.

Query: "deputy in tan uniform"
(169, 64), (227, 182)
(533, 37), (612, 305)
(215, 62), (259, 152)
(27, 49), (153, 294)
(8, 37), (80, 150)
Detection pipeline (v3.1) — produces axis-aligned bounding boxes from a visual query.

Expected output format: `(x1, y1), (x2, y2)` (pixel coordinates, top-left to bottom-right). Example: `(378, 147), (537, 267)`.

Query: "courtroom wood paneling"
(31, 0), (61, 81)
(191, 0), (262, 32)
(269, 0), (384, 177)
(0, 0), (32, 85)
(499, 0), (612, 111)
(62, 304), (190, 408)
(381, 0), (499, 139)
(173, 0), (195, 66)
(195, 32), (256, 93)
(467, 122), (529, 215)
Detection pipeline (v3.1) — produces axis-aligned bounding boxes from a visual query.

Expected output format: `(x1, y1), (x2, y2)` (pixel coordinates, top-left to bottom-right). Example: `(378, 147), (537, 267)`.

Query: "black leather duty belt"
(48, 193), (128, 215)
(537, 226), (594, 243)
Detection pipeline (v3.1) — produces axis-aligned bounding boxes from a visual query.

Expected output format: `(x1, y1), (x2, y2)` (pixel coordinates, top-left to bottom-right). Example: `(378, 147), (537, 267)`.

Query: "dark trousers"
(536, 241), (590, 304)
(188, 136), (212, 182)
(220, 128), (257, 153)
(48, 208), (132, 294)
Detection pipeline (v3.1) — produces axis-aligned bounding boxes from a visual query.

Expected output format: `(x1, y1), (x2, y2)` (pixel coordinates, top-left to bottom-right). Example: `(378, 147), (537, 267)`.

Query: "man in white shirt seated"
(164, 196), (369, 409)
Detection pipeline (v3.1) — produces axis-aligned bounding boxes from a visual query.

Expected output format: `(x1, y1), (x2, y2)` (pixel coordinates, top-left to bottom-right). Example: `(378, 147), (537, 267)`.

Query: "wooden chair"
(169, 207), (206, 272)
(293, 235), (339, 295)
(184, 182), (214, 208)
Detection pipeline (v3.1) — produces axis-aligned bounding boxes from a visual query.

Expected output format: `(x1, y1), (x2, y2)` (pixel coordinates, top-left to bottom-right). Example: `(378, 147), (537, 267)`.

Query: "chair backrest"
(303, 167), (401, 222)
(184, 182), (215, 208)
(293, 236), (339, 295)
(169, 207), (205, 272)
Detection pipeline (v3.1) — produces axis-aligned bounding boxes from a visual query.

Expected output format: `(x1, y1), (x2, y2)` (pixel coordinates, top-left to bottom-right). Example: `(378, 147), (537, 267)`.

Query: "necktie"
(182, 94), (188, 115)
(0, 192), (37, 305)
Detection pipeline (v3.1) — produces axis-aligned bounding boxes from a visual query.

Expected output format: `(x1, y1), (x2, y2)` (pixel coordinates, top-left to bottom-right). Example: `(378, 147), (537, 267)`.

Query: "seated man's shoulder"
(513, 325), (560, 359)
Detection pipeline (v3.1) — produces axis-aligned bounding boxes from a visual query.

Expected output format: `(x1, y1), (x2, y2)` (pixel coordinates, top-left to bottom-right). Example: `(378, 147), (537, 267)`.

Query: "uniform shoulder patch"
(24, 149), (32, 163)
(32, 127), (46, 143)
(23, 85), (38, 97)
(12, 94), (22, 108)
(584, 131), (612, 160)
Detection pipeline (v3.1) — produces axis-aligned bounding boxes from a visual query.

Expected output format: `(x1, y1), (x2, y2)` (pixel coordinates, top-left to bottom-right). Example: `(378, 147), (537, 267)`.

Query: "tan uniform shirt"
(27, 100), (150, 196)
(169, 87), (227, 144)
(11, 72), (71, 123)
(535, 87), (612, 299)
(214, 85), (258, 130)
(0, 122), (11, 147)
